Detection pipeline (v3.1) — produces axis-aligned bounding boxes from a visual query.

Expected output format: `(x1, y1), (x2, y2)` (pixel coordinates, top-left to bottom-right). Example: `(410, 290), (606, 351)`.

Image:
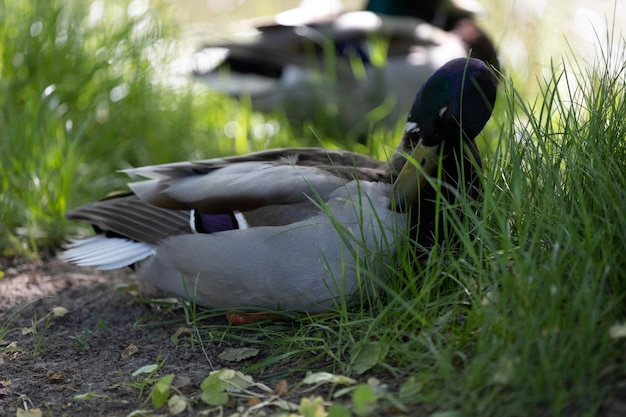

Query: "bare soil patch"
(0, 256), (330, 416)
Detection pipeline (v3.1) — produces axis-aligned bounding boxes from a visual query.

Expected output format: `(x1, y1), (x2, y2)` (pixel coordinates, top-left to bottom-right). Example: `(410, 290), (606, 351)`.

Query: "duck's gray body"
(62, 150), (405, 312)
(62, 58), (498, 313)
(136, 181), (404, 311)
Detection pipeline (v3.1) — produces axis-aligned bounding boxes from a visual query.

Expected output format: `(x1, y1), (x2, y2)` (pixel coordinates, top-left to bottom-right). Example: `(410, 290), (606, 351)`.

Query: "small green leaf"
(168, 394), (188, 415)
(96, 318), (108, 330)
(73, 391), (107, 401)
(200, 389), (229, 406)
(299, 396), (326, 417)
(132, 364), (158, 378)
(200, 369), (256, 405)
(51, 306), (68, 317)
(151, 373), (174, 408)
(352, 384), (378, 416)
(328, 403), (351, 417)
(399, 376), (423, 400)
(350, 342), (385, 375)
(218, 347), (260, 362)
(219, 369), (254, 392)
(200, 373), (229, 406)
(302, 372), (356, 386)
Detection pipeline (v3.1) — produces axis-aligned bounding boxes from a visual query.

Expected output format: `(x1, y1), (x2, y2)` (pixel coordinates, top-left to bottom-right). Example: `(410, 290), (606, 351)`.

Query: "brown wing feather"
(66, 194), (190, 244)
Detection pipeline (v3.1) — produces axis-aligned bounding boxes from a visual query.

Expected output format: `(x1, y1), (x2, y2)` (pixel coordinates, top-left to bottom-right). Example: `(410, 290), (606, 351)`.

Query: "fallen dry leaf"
(173, 327), (192, 337)
(247, 396), (261, 406)
(0, 379), (11, 396)
(275, 379), (289, 395)
(45, 370), (65, 381)
(16, 408), (42, 417)
(120, 344), (139, 358)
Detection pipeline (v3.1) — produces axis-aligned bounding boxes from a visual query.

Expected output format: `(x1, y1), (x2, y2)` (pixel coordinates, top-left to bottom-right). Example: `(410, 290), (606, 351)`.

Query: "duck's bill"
(393, 140), (440, 209)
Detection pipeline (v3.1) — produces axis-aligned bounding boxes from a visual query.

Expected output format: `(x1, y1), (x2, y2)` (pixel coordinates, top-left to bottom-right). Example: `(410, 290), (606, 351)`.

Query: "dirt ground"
(0, 255), (350, 417)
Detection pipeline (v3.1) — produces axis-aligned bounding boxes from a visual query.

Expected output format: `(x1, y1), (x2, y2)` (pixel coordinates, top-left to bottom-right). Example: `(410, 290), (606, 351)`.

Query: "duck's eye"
(438, 106), (448, 119)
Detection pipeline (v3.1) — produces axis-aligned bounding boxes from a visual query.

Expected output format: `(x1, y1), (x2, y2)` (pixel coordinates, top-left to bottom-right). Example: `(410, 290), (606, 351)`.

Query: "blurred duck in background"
(192, 0), (499, 139)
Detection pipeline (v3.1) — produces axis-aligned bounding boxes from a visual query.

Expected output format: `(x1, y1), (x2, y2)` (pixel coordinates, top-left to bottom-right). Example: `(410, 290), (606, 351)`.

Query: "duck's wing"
(65, 194), (189, 243)
(65, 148), (388, 241)
(122, 148), (387, 213)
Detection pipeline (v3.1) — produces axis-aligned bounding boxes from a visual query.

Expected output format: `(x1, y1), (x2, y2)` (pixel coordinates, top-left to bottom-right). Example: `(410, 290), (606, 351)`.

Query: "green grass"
(2, 0), (626, 415)
(0, 0), (315, 255)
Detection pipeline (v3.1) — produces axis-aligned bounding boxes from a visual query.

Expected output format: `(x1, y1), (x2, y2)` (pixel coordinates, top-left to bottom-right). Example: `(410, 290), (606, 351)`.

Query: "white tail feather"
(60, 236), (155, 270)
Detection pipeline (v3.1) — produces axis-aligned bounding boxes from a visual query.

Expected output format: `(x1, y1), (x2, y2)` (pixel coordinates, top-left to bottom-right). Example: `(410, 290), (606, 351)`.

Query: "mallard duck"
(61, 58), (497, 313)
(192, 0), (498, 137)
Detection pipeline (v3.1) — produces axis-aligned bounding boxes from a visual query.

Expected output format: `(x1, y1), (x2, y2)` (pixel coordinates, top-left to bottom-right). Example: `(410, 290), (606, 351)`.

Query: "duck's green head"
(411, 57), (497, 147)
(394, 57), (497, 206)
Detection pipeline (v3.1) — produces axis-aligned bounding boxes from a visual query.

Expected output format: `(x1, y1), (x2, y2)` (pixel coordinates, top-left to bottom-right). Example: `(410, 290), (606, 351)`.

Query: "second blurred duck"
(192, 0), (499, 139)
